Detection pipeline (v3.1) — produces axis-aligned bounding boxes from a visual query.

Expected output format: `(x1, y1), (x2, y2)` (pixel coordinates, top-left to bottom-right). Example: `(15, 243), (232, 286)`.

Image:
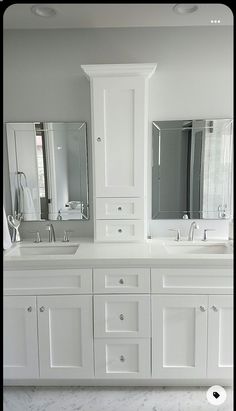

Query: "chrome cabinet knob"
(211, 305), (218, 312)
(200, 305), (207, 312)
(97, 137), (101, 142)
(119, 314), (124, 320)
(40, 306), (45, 312)
(118, 229), (123, 233)
(117, 206), (122, 211)
(120, 355), (125, 362)
(119, 278), (124, 284)
(27, 306), (32, 312)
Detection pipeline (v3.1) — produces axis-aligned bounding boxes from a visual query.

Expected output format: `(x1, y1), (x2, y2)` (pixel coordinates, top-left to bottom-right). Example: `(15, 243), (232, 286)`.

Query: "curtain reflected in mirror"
(152, 119), (233, 219)
(6, 122), (89, 221)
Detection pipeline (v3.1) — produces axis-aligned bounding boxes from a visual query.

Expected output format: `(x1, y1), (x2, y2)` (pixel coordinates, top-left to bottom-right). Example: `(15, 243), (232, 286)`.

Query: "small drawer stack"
(95, 198), (144, 242)
(93, 268), (151, 378)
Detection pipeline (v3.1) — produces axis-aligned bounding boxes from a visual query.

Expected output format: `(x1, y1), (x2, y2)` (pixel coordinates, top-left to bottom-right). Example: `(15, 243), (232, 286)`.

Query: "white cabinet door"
(94, 295), (150, 338)
(92, 76), (145, 197)
(3, 296), (39, 379)
(38, 295), (94, 378)
(152, 295), (208, 379)
(207, 295), (233, 379)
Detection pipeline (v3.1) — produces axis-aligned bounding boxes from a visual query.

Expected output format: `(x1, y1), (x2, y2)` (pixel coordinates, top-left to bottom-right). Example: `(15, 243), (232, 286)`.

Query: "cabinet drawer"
(94, 338), (150, 378)
(93, 268), (150, 293)
(4, 269), (92, 295)
(151, 268), (233, 294)
(95, 220), (144, 242)
(96, 198), (143, 219)
(94, 295), (150, 338)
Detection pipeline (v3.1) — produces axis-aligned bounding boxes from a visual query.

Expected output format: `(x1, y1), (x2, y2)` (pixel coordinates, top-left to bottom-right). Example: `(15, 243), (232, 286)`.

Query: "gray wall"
(3, 26), (233, 239)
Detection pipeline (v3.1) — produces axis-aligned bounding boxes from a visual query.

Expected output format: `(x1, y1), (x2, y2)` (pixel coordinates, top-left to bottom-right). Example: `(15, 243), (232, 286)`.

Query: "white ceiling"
(3, 3), (233, 30)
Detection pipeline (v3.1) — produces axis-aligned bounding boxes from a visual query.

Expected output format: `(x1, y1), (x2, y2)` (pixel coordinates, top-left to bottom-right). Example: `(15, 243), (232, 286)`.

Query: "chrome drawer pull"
(119, 278), (124, 285)
(120, 355), (125, 362)
(119, 314), (124, 320)
(211, 305), (218, 312)
(200, 305), (207, 312)
(40, 306), (45, 312)
(27, 306), (32, 312)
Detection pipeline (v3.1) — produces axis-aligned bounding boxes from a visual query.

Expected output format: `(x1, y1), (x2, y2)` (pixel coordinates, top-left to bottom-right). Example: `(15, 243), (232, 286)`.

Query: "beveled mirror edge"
(151, 118), (233, 220)
(5, 121), (90, 222)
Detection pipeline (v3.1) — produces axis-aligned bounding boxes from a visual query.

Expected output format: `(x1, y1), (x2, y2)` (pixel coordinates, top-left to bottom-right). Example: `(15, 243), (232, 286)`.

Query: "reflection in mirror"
(6, 122), (89, 221)
(152, 119), (233, 219)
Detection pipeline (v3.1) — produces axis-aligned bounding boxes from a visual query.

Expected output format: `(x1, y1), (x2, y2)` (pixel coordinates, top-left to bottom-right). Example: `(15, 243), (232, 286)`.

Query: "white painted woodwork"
(81, 63), (157, 79)
(91, 76), (146, 198)
(96, 197), (144, 219)
(94, 295), (150, 338)
(94, 338), (151, 378)
(3, 296), (39, 379)
(151, 268), (233, 294)
(93, 268), (150, 294)
(152, 295), (208, 379)
(95, 219), (144, 242)
(81, 63), (156, 242)
(37, 295), (94, 378)
(4, 269), (92, 295)
(207, 295), (233, 379)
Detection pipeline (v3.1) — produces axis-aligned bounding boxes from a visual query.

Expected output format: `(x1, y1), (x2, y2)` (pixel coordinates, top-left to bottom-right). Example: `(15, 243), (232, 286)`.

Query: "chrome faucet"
(46, 224), (56, 242)
(188, 221), (199, 241)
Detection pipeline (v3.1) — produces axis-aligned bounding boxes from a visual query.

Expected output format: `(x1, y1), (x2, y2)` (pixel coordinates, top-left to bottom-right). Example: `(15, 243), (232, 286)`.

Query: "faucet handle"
(34, 231), (42, 243)
(202, 228), (216, 241)
(168, 228), (181, 241)
(62, 230), (73, 242)
(28, 231), (42, 243)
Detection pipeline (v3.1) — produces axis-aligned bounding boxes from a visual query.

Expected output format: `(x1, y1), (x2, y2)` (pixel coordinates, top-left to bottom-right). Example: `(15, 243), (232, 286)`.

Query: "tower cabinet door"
(92, 76), (146, 197)
(152, 295), (208, 379)
(37, 295), (94, 378)
(207, 295), (233, 379)
(3, 296), (39, 379)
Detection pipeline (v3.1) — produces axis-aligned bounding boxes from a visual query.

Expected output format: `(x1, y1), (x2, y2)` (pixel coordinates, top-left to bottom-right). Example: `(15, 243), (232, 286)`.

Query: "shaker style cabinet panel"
(3, 296), (39, 379)
(4, 269), (93, 295)
(94, 295), (150, 338)
(151, 268), (233, 294)
(96, 197), (144, 220)
(95, 219), (144, 242)
(94, 338), (151, 378)
(37, 295), (94, 378)
(92, 76), (146, 198)
(152, 295), (208, 379)
(93, 268), (150, 294)
(207, 295), (233, 379)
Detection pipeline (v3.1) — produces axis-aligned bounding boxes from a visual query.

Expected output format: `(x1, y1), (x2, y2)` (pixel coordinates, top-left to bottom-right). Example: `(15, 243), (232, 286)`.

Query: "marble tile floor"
(3, 386), (233, 411)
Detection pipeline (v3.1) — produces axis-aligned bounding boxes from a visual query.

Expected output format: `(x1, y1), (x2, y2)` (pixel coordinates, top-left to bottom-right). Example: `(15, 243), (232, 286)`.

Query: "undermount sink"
(8, 244), (79, 256)
(164, 242), (232, 255)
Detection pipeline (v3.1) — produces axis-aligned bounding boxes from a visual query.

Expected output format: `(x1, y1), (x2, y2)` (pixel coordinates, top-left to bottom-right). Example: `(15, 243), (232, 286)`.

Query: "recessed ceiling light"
(173, 4), (198, 15)
(31, 5), (57, 18)
(210, 19), (221, 24)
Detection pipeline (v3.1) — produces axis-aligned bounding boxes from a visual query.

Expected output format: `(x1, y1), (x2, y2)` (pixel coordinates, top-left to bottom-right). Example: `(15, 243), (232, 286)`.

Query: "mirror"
(152, 119), (233, 219)
(6, 122), (89, 221)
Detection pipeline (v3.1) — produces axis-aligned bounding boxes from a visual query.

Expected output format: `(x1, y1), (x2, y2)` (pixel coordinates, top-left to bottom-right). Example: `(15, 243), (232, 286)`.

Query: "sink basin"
(7, 244), (79, 256)
(165, 243), (232, 255)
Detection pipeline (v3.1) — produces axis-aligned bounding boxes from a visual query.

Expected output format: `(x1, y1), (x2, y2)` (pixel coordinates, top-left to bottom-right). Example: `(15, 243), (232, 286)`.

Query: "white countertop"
(3, 238), (233, 269)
